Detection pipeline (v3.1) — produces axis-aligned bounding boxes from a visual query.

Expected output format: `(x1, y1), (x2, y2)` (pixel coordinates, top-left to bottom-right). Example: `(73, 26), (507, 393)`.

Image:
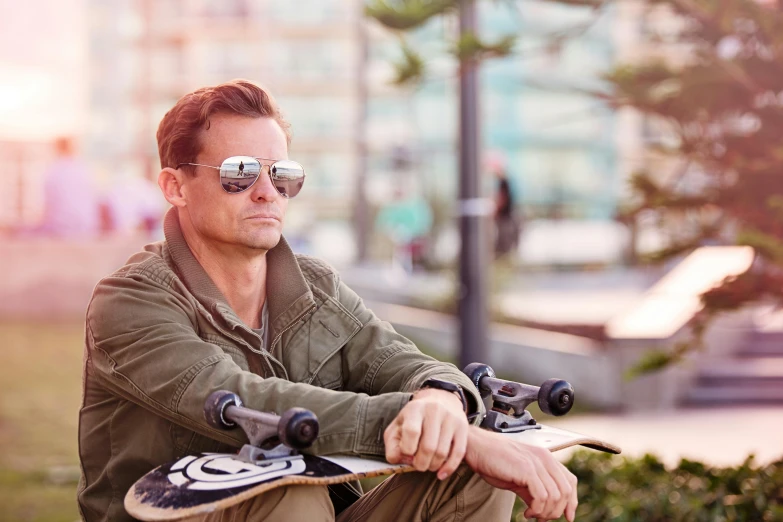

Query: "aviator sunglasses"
(176, 156), (306, 198)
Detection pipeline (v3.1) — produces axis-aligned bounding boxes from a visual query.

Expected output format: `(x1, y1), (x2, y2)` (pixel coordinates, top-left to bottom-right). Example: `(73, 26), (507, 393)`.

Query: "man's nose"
(249, 169), (279, 202)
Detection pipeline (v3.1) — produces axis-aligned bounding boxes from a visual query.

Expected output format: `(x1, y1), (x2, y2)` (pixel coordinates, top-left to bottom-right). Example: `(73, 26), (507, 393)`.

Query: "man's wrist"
(412, 388), (465, 412)
(417, 379), (469, 414)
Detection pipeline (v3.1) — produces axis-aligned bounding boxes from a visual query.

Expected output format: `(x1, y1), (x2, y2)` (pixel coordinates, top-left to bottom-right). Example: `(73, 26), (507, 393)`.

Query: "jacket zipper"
(197, 307), (283, 377)
(199, 309), (258, 353)
(266, 304), (317, 382)
(271, 304), (317, 350)
(200, 302), (317, 381)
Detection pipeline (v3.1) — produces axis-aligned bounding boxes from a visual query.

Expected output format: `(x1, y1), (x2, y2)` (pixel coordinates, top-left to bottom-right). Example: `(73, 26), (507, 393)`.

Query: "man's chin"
(241, 233), (282, 252)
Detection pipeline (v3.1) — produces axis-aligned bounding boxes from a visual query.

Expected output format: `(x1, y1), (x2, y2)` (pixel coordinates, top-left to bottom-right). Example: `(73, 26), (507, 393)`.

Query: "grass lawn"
(0, 321), (84, 522)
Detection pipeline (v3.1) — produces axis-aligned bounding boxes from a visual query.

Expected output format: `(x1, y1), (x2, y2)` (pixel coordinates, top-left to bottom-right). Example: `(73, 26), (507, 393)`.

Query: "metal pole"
(353, 2), (370, 263)
(458, 0), (488, 369)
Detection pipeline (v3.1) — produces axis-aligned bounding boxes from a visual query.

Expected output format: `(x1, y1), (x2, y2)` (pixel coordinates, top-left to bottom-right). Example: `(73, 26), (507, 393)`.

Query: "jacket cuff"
(404, 368), (486, 426)
(353, 392), (412, 457)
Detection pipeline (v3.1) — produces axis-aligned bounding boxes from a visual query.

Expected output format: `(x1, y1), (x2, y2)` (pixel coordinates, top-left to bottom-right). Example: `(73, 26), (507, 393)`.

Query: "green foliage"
(737, 229), (783, 265)
(366, 0), (519, 85)
(513, 452), (783, 521)
(453, 32), (516, 61)
(597, 0), (783, 372)
(392, 42), (426, 85)
(369, 0), (783, 374)
(612, 0), (783, 254)
(552, 0), (604, 6)
(624, 342), (689, 379)
(365, 0), (457, 31)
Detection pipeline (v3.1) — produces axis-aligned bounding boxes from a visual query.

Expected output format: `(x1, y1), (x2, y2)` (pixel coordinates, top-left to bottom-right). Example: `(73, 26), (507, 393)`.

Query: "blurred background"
(1, 0), (782, 520)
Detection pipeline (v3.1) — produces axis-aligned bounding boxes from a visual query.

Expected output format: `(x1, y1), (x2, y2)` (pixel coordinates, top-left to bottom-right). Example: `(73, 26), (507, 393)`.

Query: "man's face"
(179, 114), (290, 252)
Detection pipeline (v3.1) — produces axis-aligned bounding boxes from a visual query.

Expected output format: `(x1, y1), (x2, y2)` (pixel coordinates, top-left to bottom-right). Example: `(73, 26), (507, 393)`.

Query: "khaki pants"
(187, 464), (515, 522)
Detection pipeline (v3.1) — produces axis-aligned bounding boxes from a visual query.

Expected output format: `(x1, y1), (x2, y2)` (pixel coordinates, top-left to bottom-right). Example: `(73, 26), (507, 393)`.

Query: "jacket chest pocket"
(199, 333), (251, 372)
(311, 350), (343, 389)
(281, 297), (361, 389)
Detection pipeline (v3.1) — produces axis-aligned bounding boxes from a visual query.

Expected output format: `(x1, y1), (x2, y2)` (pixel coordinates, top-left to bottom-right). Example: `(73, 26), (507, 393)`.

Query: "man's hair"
(156, 79), (291, 171)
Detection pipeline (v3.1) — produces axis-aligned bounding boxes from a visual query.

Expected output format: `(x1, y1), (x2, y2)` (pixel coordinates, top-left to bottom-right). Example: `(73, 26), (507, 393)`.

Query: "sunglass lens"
(270, 160), (305, 198)
(220, 156), (261, 193)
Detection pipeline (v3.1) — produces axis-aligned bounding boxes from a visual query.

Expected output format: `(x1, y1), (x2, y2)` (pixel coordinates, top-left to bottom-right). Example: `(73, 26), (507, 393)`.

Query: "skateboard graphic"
(125, 364), (621, 521)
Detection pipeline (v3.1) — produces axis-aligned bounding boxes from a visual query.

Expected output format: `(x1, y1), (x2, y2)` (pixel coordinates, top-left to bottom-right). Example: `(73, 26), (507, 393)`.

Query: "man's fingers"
(520, 457), (549, 519)
(552, 463), (578, 522)
(384, 422), (403, 464)
(535, 458), (566, 521)
(412, 412), (442, 472)
(561, 467), (579, 522)
(427, 421), (454, 473)
(538, 453), (566, 520)
(398, 407), (424, 457)
(437, 423), (467, 480)
(566, 498), (577, 522)
(544, 456), (576, 521)
(527, 450), (574, 521)
(522, 450), (563, 520)
(462, 430), (580, 521)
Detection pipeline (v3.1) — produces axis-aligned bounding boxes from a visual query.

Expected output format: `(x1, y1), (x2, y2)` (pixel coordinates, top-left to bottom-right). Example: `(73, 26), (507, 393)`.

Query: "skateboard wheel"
(462, 363), (495, 394)
(278, 408), (319, 450)
(538, 379), (574, 416)
(204, 390), (243, 430)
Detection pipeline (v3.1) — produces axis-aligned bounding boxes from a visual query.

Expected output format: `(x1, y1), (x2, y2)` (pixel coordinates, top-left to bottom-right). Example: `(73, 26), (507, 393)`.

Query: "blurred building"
(0, 140), (52, 229)
(365, 2), (648, 265)
(81, 0), (653, 263)
(86, 0), (358, 225)
(366, 2), (626, 218)
(0, 0), (88, 229)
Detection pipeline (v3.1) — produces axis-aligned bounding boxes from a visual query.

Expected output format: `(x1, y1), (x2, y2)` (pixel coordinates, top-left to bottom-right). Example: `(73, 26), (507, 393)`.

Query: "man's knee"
(444, 464), (516, 519)
(199, 485), (333, 522)
(365, 464), (514, 521)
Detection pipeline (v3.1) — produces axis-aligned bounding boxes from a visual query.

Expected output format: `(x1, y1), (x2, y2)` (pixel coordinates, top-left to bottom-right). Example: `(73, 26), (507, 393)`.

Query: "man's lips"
(245, 214), (281, 221)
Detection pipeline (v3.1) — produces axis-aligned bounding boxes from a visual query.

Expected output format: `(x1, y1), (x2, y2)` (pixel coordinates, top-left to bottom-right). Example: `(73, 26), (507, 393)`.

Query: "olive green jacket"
(77, 209), (482, 522)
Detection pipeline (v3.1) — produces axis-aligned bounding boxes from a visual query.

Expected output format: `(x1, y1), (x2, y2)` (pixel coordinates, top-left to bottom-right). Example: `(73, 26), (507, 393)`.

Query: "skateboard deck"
(125, 424), (620, 521)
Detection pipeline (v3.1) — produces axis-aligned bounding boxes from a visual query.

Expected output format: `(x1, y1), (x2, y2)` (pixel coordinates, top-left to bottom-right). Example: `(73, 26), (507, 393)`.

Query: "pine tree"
(366, 0), (783, 373)
(604, 0), (783, 372)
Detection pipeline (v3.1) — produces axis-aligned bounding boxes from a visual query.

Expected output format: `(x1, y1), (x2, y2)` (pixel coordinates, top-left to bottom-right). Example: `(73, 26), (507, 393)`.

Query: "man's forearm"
(334, 278), (485, 421)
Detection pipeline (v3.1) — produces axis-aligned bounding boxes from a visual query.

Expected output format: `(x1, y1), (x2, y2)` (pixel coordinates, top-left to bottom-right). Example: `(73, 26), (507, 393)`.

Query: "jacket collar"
(163, 208), (315, 343)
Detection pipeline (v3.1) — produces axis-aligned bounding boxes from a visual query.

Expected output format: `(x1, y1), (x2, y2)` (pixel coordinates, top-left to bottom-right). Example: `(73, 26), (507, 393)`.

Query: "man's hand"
(465, 426), (578, 522)
(384, 388), (468, 480)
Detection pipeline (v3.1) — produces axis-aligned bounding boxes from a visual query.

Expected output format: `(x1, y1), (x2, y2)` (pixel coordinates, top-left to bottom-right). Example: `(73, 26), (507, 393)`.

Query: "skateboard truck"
(463, 364), (574, 434)
(204, 390), (319, 464)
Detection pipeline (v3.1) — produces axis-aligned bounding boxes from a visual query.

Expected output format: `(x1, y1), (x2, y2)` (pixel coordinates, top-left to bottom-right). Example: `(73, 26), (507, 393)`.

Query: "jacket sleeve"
(85, 270), (412, 458)
(333, 277), (486, 424)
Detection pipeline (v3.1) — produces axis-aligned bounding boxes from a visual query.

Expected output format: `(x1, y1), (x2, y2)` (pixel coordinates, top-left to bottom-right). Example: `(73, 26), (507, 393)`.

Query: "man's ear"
(158, 167), (188, 208)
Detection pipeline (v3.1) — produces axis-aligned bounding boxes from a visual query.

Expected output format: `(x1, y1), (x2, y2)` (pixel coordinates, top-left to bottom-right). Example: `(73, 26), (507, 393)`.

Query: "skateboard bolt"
(500, 422), (508, 429)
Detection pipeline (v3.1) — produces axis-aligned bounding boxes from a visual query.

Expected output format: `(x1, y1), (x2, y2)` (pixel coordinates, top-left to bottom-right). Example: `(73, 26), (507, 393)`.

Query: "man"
(77, 80), (577, 522)
(40, 137), (100, 237)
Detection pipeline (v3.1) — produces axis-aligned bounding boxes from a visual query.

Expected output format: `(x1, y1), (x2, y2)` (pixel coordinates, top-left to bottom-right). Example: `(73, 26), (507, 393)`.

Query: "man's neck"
(179, 215), (267, 329)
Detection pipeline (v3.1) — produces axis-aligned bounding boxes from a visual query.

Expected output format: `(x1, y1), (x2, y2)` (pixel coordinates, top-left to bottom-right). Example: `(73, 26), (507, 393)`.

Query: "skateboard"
(125, 364), (620, 521)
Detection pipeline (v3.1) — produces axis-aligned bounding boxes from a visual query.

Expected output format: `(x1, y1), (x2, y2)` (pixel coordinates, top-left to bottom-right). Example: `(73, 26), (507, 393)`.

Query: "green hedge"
(512, 452), (783, 521)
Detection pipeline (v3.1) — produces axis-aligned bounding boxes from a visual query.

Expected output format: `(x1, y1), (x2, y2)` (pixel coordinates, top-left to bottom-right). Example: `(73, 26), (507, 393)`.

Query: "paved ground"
(551, 406), (783, 467)
(340, 262), (664, 325)
(343, 264), (783, 469)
